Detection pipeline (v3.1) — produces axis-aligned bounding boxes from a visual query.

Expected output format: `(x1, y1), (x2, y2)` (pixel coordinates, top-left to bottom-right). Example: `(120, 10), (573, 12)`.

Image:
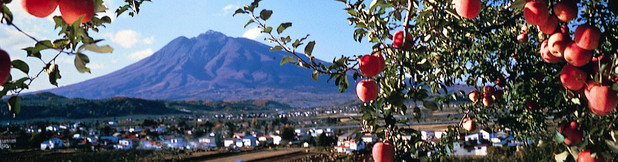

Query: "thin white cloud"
(57, 57), (73, 64)
(89, 63), (105, 70)
(221, 4), (240, 16)
(128, 48), (154, 60)
(0, 27), (32, 50)
(242, 27), (262, 40)
(107, 30), (140, 48)
(143, 36), (155, 45)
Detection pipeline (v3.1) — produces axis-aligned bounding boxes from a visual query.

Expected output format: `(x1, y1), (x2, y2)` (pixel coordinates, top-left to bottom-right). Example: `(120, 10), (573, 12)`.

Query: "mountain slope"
(45, 31), (355, 106)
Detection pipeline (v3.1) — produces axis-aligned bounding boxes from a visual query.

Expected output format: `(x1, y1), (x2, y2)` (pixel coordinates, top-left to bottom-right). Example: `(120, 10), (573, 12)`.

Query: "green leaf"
(74, 53), (91, 73)
(233, 8), (247, 16)
(260, 9), (273, 20)
(423, 101), (439, 110)
(45, 64), (61, 86)
(554, 151), (569, 162)
(511, 0), (526, 11)
(115, 5), (130, 17)
(270, 46), (282, 51)
(304, 41), (315, 56)
(263, 27), (273, 33)
(280, 56), (294, 65)
(244, 19), (255, 28)
(555, 130), (565, 143)
(276, 22), (292, 34)
(8, 96), (20, 116)
(2, 5), (14, 24)
(11, 60), (29, 74)
(312, 71), (319, 81)
(94, 0), (107, 13)
(82, 44), (113, 53)
(604, 139), (618, 153)
(339, 75), (348, 92)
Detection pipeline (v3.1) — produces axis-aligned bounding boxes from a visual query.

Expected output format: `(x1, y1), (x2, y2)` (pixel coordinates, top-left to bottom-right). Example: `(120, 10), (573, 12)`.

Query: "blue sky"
(0, 0), (373, 92)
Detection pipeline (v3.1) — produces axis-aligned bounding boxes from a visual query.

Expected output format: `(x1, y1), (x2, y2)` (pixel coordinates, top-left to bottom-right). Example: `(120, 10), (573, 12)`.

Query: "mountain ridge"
(44, 30), (356, 107)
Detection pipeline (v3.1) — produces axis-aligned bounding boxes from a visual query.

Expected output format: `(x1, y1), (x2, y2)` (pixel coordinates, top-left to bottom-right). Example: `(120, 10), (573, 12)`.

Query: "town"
(0, 105), (532, 161)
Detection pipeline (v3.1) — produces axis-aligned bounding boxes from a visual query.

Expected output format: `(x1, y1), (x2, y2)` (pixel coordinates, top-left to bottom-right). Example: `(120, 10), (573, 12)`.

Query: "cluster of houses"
(212, 107), (358, 120)
(0, 120), (343, 152)
(1, 115), (530, 158)
(332, 128), (530, 157)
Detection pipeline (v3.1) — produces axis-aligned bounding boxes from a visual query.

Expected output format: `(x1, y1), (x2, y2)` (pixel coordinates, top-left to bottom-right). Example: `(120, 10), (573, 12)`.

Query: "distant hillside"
(0, 92), (292, 121)
(44, 30), (355, 107)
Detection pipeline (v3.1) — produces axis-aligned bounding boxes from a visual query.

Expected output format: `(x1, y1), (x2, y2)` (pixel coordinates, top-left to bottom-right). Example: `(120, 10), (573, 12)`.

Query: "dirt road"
(200, 148), (304, 162)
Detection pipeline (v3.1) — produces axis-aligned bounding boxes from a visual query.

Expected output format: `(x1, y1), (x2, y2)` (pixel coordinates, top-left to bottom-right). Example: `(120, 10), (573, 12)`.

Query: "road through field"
(201, 148), (304, 162)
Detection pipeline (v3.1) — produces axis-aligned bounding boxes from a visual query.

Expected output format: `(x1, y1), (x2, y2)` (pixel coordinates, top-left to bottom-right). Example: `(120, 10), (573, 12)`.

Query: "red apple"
(483, 94), (493, 106)
(537, 15), (558, 34)
(585, 81), (618, 116)
(517, 33), (528, 43)
(455, 0), (481, 19)
(0, 49), (10, 86)
(524, 1), (549, 25)
(22, 0), (58, 18)
(553, 0), (578, 22)
(468, 90), (480, 103)
(548, 32), (571, 58)
(577, 149), (605, 162)
(526, 100), (538, 110)
(493, 89), (504, 100)
(483, 86), (495, 96)
(560, 64), (587, 91)
(359, 53), (385, 77)
(462, 118), (476, 131)
(59, 0), (94, 24)
(496, 76), (506, 87)
(541, 40), (562, 63)
(574, 25), (602, 50)
(559, 121), (583, 146)
(564, 42), (593, 67)
(392, 30), (413, 50)
(356, 79), (379, 102)
(372, 142), (395, 162)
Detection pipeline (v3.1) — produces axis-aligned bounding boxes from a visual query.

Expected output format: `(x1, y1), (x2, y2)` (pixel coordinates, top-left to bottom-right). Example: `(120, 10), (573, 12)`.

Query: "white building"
(272, 135), (282, 145)
(224, 138), (236, 147)
(258, 136), (274, 146)
(198, 136), (217, 148)
(446, 142), (488, 156)
(242, 135), (257, 147)
(40, 138), (62, 150)
(115, 139), (133, 149)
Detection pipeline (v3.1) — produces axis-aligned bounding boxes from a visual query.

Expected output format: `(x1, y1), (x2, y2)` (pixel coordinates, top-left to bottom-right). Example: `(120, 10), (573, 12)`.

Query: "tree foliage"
(235, 0), (618, 161)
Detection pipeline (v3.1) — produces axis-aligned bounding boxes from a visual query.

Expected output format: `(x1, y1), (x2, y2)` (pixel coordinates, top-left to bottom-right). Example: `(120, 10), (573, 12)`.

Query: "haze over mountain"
(44, 31), (356, 107)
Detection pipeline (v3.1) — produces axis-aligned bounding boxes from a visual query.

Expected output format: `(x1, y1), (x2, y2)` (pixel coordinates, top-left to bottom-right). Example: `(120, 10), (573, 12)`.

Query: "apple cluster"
(356, 52), (385, 102)
(521, 0), (618, 117)
(22, 0), (94, 24)
(468, 84), (504, 107)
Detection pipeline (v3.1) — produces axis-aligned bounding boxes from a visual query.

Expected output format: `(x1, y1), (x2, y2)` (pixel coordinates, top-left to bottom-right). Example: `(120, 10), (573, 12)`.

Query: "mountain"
(44, 30), (355, 107)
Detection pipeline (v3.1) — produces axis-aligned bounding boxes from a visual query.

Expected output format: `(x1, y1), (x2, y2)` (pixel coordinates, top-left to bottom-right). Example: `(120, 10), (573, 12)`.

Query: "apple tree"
(0, 0), (150, 116)
(235, 0), (618, 161)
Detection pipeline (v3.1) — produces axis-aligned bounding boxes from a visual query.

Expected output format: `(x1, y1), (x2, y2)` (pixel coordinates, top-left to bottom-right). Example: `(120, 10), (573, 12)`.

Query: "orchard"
(0, 0), (617, 161)
(233, 0), (618, 161)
